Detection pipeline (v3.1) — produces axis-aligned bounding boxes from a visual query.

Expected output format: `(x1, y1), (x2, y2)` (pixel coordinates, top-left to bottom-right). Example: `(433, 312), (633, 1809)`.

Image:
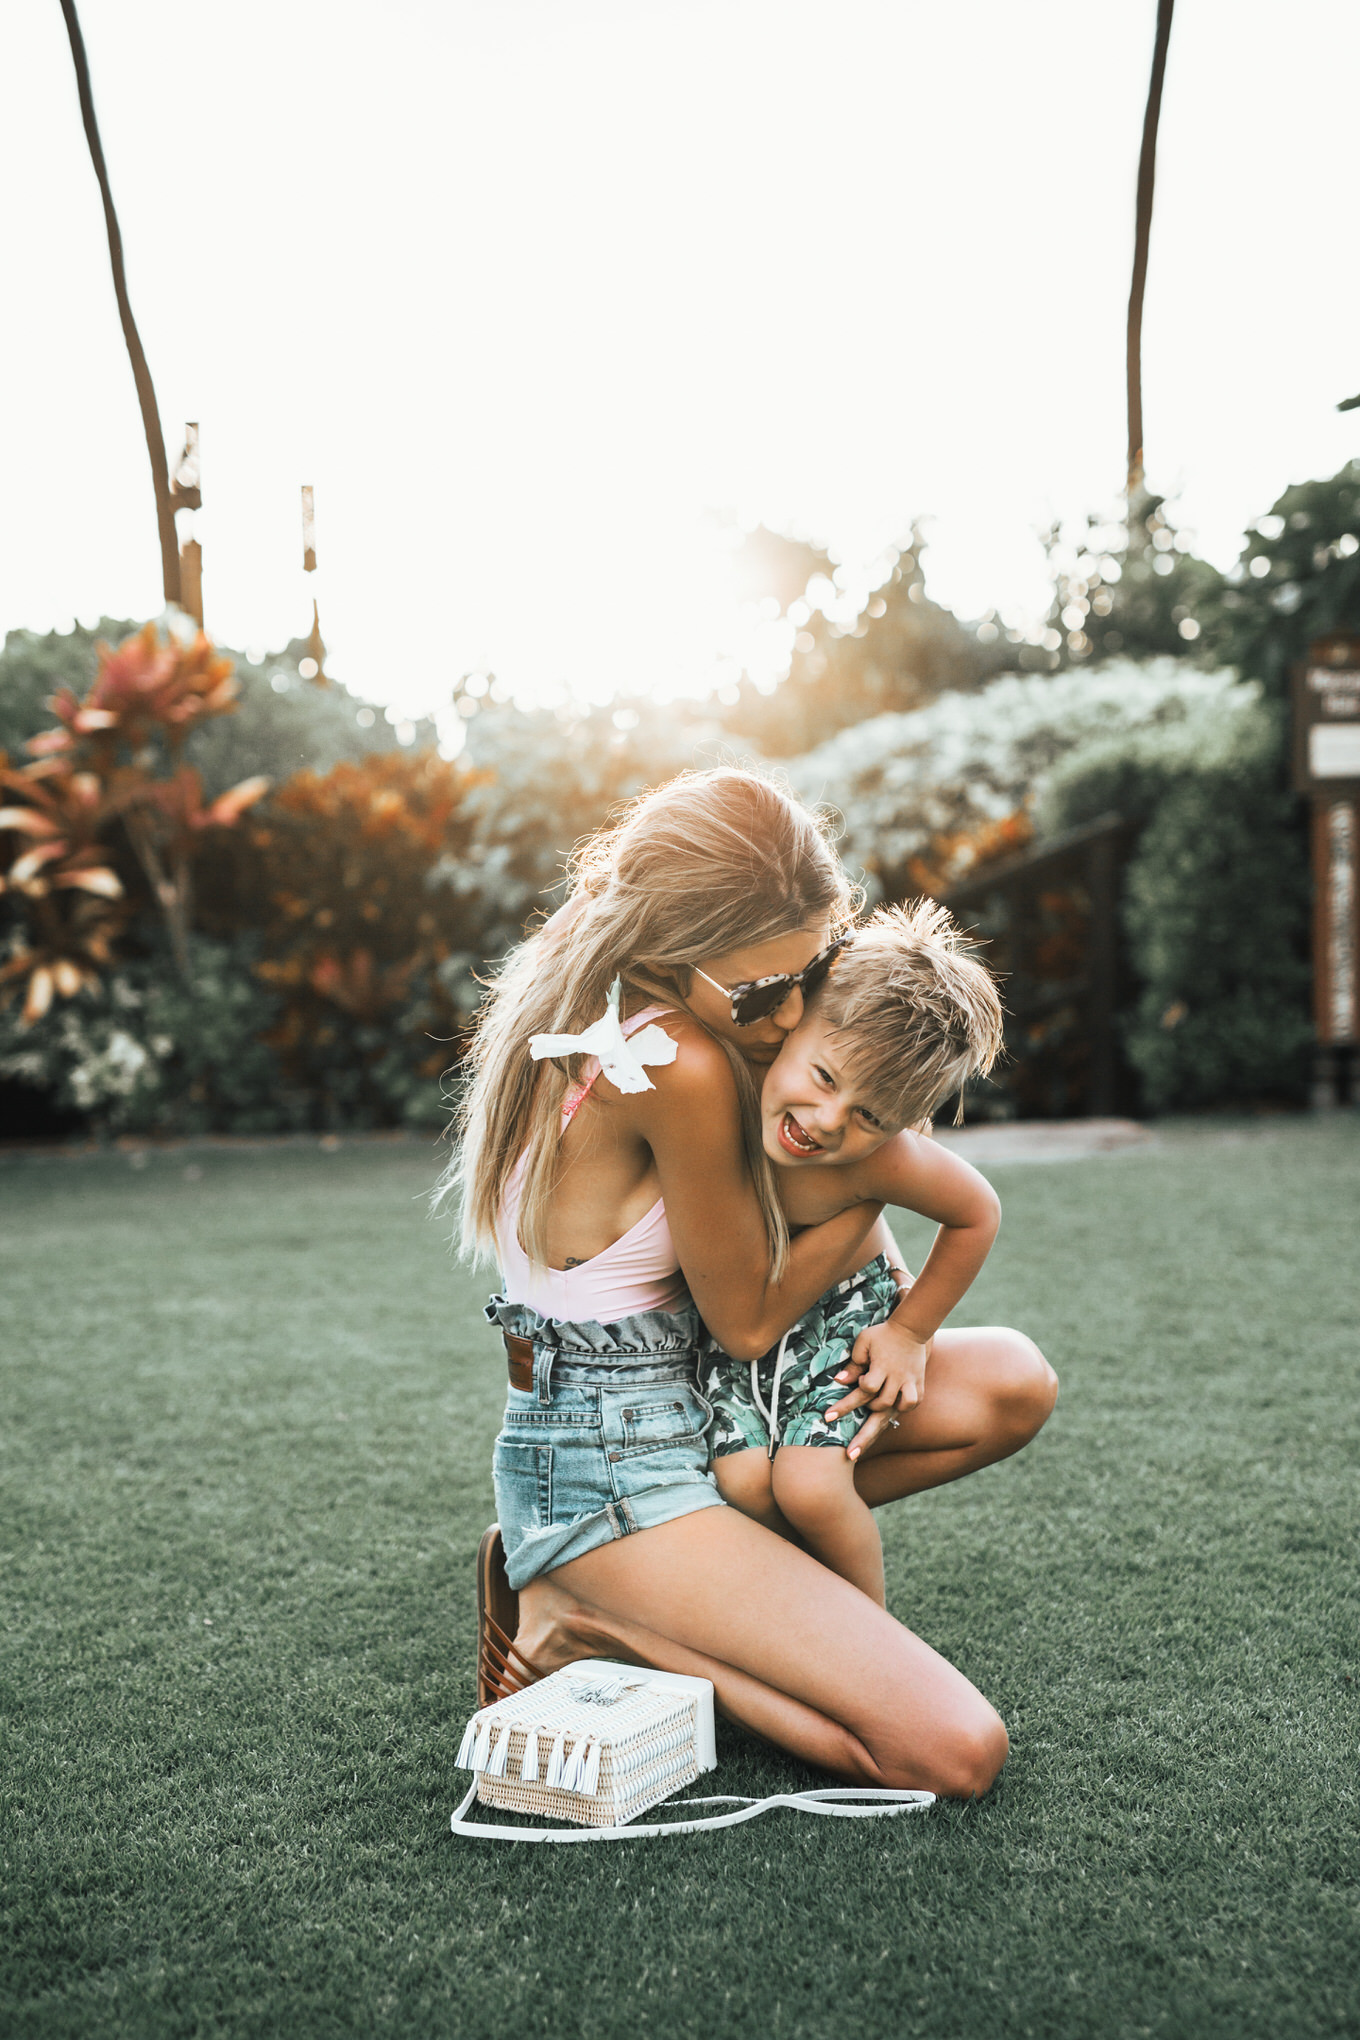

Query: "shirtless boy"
(702, 899), (1019, 1605)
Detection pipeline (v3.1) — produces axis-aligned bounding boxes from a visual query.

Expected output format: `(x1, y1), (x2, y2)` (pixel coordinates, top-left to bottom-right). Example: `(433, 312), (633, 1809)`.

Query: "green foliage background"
(5, 461), (1360, 1134)
(1043, 691), (1313, 1110)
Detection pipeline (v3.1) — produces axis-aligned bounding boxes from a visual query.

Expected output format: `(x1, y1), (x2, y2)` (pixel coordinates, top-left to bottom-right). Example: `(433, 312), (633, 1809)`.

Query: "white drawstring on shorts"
(751, 1329), (793, 1461)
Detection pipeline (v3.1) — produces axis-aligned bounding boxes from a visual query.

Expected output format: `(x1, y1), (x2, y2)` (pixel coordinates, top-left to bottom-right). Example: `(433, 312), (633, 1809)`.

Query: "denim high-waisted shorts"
(484, 1295), (726, 1591)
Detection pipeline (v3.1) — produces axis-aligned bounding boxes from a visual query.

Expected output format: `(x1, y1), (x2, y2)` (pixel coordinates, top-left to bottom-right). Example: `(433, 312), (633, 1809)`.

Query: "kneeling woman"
(442, 769), (1027, 1797)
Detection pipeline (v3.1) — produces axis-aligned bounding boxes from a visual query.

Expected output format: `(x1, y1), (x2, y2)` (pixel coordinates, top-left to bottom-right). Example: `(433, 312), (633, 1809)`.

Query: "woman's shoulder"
(611, 1010), (739, 1111)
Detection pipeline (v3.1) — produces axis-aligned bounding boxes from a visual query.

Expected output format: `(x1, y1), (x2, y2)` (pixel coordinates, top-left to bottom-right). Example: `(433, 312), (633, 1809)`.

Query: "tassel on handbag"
(455, 1715), (481, 1771)
(453, 1659), (716, 1829)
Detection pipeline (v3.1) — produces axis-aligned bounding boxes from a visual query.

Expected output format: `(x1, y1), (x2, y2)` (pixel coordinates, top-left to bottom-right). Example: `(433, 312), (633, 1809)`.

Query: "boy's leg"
(713, 1446), (801, 1543)
(704, 1346), (806, 1543)
(850, 1326), (1057, 1505)
(770, 1446), (885, 1604)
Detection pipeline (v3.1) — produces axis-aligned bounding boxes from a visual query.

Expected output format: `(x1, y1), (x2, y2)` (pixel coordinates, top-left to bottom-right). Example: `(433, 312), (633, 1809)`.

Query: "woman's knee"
(988, 1330), (1058, 1444)
(930, 1706), (1009, 1800)
(877, 1698), (1008, 1800)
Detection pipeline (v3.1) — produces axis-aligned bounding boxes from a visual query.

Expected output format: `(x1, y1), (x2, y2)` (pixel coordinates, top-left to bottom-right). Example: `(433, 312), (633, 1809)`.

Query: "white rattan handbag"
(450, 1660), (934, 1842)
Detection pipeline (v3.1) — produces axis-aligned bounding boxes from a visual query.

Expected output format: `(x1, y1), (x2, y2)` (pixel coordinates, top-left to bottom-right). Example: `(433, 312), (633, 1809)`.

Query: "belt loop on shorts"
(532, 1338), (556, 1405)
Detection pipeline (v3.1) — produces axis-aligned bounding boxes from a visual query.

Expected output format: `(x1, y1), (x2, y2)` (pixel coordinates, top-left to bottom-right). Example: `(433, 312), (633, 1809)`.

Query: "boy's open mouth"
(777, 1110), (823, 1158)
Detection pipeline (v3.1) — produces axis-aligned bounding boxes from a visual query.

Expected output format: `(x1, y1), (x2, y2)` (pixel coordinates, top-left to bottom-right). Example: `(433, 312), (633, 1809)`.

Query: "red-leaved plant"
(0, 622), (267, 1023)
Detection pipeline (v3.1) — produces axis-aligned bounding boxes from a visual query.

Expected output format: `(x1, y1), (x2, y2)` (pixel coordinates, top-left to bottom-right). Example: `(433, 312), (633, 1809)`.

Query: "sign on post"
(1293, 632), (1360, 1105)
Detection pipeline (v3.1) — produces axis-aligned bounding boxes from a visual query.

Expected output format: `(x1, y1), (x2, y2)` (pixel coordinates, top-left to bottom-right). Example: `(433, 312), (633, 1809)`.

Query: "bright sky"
(2, 0), (1358, 719)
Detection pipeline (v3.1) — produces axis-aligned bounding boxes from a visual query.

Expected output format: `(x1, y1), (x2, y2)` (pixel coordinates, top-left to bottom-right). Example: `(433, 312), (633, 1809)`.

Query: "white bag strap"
(451, 1782), (933, 1842)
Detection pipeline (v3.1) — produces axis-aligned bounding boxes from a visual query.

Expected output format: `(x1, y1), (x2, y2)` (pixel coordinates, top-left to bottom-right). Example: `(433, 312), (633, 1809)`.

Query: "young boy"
(702, 898), (1008, 1605)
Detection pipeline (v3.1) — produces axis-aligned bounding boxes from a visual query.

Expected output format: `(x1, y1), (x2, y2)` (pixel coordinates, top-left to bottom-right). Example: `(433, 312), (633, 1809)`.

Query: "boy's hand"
(823, 1317), (932, 1459)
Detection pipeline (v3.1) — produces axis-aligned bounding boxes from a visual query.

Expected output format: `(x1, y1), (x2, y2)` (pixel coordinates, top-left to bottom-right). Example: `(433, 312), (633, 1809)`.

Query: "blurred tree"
(434, 693), (706, 969)
(714, 527), (1006, 757)
(1042, 491), (1225, 667)
(1200, 461), (1360, 696)
(729, 525), (834, 611)
(0, 621), (138, 760)
(0, 623), (426, 801)
(190, 637), (436, 796)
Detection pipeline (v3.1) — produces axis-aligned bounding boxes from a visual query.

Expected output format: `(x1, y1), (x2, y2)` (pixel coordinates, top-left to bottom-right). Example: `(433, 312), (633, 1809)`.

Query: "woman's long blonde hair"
(441, 767), (852, 1280)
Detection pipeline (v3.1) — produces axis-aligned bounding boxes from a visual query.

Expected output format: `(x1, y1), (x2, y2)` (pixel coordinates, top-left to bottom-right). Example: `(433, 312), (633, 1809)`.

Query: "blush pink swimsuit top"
(496, 1006), (689, 1321)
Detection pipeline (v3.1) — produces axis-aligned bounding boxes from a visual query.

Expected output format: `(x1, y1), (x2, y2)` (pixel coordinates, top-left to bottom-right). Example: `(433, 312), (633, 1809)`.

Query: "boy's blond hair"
(814, 899), (1004, 1130)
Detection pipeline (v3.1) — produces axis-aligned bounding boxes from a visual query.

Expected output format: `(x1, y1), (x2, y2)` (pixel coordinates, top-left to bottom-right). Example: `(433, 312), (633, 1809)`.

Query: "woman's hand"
(823, 1316), (932, 1459)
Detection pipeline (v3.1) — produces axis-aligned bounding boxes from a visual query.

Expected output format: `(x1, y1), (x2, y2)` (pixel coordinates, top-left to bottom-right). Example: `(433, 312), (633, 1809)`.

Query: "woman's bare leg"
(852, 1327), (1057, 1506)
(513, 1564), (874, 1773)
(515, 1505), (1007, 1798)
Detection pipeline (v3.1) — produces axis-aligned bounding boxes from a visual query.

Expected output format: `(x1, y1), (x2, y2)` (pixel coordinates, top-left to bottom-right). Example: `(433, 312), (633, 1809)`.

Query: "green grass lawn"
(2, 1120), (1358, 2040)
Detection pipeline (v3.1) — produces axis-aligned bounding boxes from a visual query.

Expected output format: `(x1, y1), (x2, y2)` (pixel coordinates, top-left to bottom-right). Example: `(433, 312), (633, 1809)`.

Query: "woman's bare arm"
(623, 1028), (882, 1361)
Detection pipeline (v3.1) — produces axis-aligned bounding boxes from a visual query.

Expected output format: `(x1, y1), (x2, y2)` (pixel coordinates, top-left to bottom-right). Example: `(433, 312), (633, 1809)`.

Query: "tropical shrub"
(0, 620), (424, 802)
(0, 753), (130, 1021)
(1041, 686), (1312, 1110)
(0, 935), (288, 1136)
(0, 621), (267, 1020)
(200, 749), (484, 1128)
(190, 638), (437, 798)
(0, 620), (140, 763)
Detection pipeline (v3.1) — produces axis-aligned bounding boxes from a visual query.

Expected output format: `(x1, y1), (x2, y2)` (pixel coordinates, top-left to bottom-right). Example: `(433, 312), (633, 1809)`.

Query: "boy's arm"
(628, 1027), (884, 1361)
(824, 1135), (1001, 1454)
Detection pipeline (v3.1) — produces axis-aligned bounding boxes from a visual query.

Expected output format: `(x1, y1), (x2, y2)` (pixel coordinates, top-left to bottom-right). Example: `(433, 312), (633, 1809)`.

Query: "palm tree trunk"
(1127, 0), (1175, 497)
(58, 0), (181, 608)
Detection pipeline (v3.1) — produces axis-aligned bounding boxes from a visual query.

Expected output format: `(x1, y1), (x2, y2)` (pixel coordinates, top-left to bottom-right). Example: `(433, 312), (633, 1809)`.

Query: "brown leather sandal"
(476, 1524), (536, 1706)
(479, 1613), (549, 1702)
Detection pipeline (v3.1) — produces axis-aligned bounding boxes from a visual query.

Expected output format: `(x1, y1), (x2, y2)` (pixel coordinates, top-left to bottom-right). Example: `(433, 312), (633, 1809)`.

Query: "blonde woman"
(446, 769), (1014, 1797)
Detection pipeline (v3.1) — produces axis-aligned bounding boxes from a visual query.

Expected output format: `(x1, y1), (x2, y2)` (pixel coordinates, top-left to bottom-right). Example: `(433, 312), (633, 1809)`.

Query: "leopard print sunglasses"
(692, 933), (852, 1027)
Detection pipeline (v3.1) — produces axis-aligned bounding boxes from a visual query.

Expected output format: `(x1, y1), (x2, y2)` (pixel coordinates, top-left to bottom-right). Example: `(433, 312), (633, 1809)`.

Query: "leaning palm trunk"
(1127, 0), (1175, 497)
(120, 809), (194, 984)
(58, 0), (181, 608)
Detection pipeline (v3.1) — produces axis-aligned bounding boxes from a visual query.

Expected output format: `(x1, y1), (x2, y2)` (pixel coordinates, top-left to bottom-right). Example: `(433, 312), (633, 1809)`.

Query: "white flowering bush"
(786, 659), (1243, 897)
(0, 936), (291, 1135)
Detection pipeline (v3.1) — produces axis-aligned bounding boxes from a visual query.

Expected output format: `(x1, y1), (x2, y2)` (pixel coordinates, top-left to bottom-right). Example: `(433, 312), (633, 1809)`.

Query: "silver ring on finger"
(887, 1417), (901, 1430)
